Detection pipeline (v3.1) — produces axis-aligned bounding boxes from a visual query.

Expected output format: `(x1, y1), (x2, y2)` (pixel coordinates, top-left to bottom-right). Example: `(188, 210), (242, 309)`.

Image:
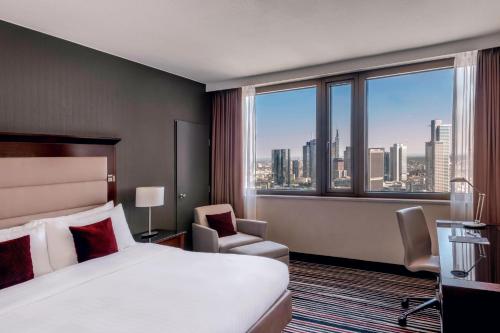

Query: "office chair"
(396, 206), (440, 326)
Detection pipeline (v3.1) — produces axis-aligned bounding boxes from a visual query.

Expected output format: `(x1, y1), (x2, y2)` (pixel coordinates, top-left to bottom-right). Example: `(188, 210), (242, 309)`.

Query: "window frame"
(255, 58), (454, 199)
(255, 79), (321, 196)
(323, 75), (357, 196)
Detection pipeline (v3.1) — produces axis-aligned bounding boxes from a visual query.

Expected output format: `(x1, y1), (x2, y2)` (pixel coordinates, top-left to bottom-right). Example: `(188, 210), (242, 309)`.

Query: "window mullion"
(354, 73), (365, 197)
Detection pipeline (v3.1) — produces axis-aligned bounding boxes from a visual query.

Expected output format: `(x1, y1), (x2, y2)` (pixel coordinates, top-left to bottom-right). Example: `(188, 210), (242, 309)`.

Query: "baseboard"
(290, 252), (435, 279)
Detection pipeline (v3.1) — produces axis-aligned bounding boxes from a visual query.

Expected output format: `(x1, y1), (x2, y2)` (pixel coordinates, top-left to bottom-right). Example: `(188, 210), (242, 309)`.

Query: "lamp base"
(450, 270), (469, 278)
(141, 230), (159, 238)
(462, 221), (487, 229)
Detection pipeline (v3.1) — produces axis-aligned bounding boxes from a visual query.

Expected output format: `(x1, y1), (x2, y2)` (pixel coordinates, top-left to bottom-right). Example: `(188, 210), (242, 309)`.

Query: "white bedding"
(0, 244), (289, 333)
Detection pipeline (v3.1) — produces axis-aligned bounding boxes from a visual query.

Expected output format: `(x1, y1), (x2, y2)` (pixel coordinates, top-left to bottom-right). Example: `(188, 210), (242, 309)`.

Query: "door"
(175, 120), (210, 244)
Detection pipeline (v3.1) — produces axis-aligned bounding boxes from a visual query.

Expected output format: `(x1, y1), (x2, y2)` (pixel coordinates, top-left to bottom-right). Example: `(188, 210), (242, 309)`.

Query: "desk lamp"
(450, 177), (486, 228)
(136, 186), (164, 238)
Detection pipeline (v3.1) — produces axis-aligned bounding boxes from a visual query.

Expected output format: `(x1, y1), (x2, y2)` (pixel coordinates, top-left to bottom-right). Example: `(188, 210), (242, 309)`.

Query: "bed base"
(247, 290), (292, 333)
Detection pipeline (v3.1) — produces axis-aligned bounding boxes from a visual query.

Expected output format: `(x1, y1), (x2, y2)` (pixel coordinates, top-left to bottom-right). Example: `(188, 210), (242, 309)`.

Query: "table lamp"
(136, 186), (164, 238)
(450, 177), (486, 228)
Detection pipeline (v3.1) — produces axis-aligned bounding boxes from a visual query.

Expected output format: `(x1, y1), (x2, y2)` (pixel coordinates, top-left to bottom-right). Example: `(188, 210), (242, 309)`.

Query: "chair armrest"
(192, 223), (219, 253)
(236, 218), (268, 239)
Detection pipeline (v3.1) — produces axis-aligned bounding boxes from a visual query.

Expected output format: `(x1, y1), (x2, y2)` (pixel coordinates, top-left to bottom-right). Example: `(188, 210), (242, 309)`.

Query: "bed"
(0, 132), (292, 333)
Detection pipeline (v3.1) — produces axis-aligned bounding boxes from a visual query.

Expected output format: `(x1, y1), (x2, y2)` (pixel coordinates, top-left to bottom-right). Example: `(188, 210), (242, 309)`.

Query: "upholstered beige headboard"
(0, 133), (120, 229)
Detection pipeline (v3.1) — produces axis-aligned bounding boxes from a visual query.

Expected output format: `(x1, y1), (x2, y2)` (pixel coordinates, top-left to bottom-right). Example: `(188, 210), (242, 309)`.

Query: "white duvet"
(0, 244), (289, 333)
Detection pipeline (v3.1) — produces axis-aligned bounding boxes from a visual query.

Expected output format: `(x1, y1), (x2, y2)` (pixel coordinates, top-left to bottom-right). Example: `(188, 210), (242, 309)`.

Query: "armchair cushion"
(218, 232), (262, 253)
(206, 211), (237, 238)
(194, 204), (237, 230)
(236, 218), (268, 239)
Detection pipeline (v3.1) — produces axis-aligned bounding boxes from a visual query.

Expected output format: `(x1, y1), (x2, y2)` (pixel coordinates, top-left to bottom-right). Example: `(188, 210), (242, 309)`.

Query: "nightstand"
(133, 229), (186, 249)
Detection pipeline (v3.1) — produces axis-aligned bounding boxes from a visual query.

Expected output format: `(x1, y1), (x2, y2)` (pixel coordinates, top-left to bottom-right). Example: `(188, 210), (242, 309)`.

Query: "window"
(255, 59), (454, 199)
(365, 67), (454, 194)
(328, 81), (353, 191)
(255, 85), (317, 191)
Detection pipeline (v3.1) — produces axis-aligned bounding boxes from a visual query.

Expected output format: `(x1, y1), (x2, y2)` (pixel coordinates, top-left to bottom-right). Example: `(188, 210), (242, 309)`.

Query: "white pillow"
(64, 201), (115, 219)
(0, 223), (52, 277)
(45, 204), (135, 270)
(26, 201), (115, 227)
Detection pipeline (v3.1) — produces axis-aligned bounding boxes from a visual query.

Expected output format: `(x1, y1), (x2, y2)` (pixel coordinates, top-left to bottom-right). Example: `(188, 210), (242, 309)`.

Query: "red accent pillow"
(206, 211), (237, 238)
(69, 218), (118, 263)
(0, 235), (34, 290)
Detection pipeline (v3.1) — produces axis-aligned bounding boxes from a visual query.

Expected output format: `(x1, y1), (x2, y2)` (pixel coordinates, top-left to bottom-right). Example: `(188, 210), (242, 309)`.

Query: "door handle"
(179, 193), (187, 199)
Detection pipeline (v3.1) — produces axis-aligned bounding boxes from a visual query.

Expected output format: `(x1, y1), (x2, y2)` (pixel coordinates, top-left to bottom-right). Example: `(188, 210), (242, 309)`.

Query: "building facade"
(272, 149), (291, 187)
(425, 120), (452, 192)
(367, 148), (385, 191)
(292, 159), (302, 179)
(389, 143), (408, 182)
(344, 146), (352, 178)
(303, 139), (316, 186)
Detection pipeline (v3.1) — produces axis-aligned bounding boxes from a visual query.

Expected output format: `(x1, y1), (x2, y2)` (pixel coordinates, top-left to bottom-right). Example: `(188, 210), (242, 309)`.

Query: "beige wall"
(257, 195), (450, 265)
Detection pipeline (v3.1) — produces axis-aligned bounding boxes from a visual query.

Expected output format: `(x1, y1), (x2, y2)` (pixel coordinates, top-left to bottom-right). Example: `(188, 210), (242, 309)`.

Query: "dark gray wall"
(0, 20), (210, 233)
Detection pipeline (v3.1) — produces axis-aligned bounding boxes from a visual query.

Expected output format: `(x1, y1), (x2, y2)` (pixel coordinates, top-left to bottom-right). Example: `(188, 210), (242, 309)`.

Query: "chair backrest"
(396, 206), (432, 270)
(194, 204), (237, 229)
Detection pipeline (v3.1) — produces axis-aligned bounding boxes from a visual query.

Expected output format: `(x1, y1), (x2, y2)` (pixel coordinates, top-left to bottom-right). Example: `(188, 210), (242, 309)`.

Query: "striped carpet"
(284, 260), (441, 333)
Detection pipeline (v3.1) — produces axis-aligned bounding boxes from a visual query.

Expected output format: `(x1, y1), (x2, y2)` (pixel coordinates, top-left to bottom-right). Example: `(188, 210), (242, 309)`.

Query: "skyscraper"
(302, 139), (316, 185)
(425, 120), (452, 192)
(330, 130), (344, 183)
(367, 148), (385, 191)
(400, 145), (407, 182)
(430, 119), (441, 142)
(292, 160), (302, 179)
(437, 123), (452, 191)
(344, 146), (352, 177)
(331, 158), (345, 179)
(332, 129), (340, 159)
(389, 143), (407, 182)
(272, 149), (291, 187)
(384, 151), (390, 181)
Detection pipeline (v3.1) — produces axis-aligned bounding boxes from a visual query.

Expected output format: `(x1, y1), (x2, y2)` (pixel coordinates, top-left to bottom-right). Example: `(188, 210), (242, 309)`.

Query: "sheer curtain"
(451, 51), (477, 220)
(242, 86), (257, 219)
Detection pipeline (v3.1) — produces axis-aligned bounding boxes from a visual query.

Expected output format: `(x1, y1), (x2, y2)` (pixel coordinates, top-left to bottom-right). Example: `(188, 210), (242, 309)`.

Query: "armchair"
(193, 204), (267, 253)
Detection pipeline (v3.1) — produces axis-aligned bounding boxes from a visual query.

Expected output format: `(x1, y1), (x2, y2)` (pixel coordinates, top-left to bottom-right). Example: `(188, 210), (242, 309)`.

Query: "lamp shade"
(135, 187), (164, 207)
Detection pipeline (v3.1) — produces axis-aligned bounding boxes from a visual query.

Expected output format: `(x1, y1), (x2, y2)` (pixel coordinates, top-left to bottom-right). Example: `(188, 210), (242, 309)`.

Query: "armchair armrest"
(192, 223), (219, 253)
(236, 218), (268, 239)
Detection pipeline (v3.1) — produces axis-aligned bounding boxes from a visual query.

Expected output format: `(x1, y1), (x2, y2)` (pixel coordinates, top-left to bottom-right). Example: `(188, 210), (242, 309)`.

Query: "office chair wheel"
(398, 315), (407, 326)
(401, 298), (410, 309)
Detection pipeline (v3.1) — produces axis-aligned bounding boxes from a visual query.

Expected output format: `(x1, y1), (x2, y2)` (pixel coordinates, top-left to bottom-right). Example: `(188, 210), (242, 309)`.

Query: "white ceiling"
(1, 0), (500, 85)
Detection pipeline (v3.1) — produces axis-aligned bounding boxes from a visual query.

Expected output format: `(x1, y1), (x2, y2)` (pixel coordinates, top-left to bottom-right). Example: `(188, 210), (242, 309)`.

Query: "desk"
(437, 222), (500, 332)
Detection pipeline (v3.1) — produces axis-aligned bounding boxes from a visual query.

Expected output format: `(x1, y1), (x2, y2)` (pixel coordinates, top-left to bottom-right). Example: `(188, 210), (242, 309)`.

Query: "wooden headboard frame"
(0, 132), (120, 203)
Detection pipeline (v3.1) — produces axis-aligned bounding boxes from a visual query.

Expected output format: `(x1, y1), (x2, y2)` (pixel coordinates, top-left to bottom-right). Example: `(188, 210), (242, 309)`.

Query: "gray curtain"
(474, 47), (500, 225)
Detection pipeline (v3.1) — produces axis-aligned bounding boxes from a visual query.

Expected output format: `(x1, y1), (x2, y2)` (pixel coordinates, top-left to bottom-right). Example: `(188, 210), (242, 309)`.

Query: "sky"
(255, 68), (454, 160)
(256, 87), (316, 159)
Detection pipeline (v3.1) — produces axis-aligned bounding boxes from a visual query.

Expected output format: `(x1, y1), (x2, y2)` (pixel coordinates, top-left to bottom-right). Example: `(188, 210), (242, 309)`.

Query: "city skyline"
(258, 119), (452, 192)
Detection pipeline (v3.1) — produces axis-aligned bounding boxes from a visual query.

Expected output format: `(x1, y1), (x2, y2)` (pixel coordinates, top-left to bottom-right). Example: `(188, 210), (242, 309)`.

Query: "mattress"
(0, 244), (289, 333)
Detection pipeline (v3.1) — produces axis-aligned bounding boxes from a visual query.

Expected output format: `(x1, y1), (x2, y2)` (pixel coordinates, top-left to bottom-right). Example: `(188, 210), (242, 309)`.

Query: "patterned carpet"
(284, 260), (441, 333)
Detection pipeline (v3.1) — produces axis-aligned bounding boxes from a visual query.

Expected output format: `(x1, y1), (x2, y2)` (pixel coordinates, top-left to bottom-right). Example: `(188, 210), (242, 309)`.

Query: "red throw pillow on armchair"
(206, 211), (237, 237)
(69, 218), (118, 263)
(0, 235), (34, 290)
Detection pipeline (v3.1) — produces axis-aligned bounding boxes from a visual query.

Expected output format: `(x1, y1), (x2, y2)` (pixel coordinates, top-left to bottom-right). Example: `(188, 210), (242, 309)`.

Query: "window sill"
(257, 194), (450, 205)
